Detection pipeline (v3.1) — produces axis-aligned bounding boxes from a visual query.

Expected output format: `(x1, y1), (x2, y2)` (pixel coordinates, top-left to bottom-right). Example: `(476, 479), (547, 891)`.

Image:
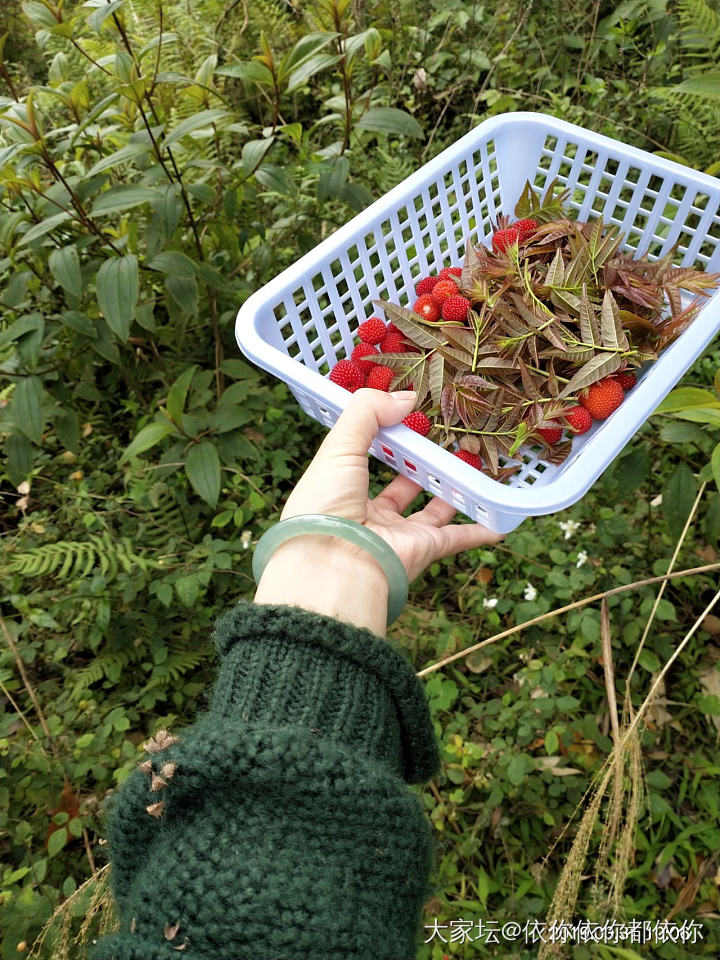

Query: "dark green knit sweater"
(92, 601), (441, 959)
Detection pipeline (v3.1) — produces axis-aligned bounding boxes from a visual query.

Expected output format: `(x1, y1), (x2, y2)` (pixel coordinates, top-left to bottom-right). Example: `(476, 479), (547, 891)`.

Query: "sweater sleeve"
(92, 601), (441, 960)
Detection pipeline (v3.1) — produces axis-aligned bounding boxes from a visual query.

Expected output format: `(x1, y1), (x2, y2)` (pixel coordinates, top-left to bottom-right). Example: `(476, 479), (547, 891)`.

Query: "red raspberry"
(579, 377), (625, 420)
(514, 218), (539, 242)
(538, 426), (563, 445)
(386, 322), (401, 336)
(351, 342), (379, 373)
(492, 226), (519, 253)
(453, 449), (483, 469)
(329, 359), (365, 393)
(413, 294), (441, 322)
(439, 266), (462, 278)
(615, 371), (637, 390)
(402, 411), (432, 436)
(379, 332), (410, 353)
(366, 365), (394, 391)
(441, 295), (471, 322)
(564, 406), (593, 434)
(415, 275), (439, 296)
(430, 279), (459, 305)
(357, 317), (386, 345)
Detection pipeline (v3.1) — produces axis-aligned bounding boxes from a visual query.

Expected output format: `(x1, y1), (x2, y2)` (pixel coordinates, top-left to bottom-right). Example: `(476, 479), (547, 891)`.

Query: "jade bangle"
(252, 514), (409, 627)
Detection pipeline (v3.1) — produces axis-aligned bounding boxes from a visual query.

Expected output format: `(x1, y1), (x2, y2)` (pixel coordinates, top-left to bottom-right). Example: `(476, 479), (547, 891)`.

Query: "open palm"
(280, 388), (503, 582)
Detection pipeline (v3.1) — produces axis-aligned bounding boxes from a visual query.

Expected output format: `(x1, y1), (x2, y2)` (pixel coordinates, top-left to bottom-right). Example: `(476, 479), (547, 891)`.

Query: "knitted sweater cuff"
(209, 601), (440, 784)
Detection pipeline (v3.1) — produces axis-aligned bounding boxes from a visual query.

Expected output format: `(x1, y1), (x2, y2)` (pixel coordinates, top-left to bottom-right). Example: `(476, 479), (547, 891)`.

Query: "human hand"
(278, 388), (503, 582)
(254, 388), (503, 635)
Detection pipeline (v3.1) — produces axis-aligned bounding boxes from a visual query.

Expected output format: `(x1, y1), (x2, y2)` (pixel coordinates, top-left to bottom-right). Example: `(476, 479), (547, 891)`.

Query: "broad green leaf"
(13, 375), (44, 445)
(346, 28), (381, 64)
(185, 441), (221, 507)
(674, 408), (720, 427)
(356, 107), (424, 139)
(659, 421), (707, 444)
(0, 316), (43, 350)
(243, 137), (274, 177)
(147, 251), (197, 276)
(91, 186), (156, 216)
(712, 442), (720, 491)
(49, 246), (82, 299)
(507, 755), (526, 786)
(5, 432), (34, 486)
(167, 365), (197, 424)
(287, 53), (341, 91)
(86, 141), (152, 177)
(317, 157), (350, 201)
(47, 827), (67, 858)
(60, 310), (96, 338)
(216, 61), (274, 86)
(705, 492), (720, 544)
(341, 181), (373, 211)
(662, 462), (698, 542)
(68, 92), (120, 148)
(209, 405), (256, 433)
(120, 420), (176, 461)
(164, 109), (230, 146)
(22, 2), (57, 28)
(96, 254), (138, 340)
(194, 54), (217, 87)
(165, 274), (198, 317)
(254, 165), (294, 194)
(611, 447), (651, 499)
(19, 211), (73, 246)
(175, 574), (200, 607)
(654, 387), (720, 414)
(87, 0), (126, 30)
(279, 32), (336, 77)
(53, 408), (80, 453)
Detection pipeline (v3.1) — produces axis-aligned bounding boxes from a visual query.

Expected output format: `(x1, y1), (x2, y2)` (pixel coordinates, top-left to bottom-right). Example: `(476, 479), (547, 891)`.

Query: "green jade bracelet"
(252, 514), (409, 627)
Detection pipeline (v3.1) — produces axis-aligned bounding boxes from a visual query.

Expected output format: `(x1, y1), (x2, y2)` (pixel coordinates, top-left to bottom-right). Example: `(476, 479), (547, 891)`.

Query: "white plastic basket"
(235, 112), (720, 534)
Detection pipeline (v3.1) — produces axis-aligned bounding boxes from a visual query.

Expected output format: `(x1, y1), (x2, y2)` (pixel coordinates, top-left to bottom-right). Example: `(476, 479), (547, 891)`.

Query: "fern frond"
(73, 646), (143, 690)
(4, 531), (159, 582)
(676, 0), (720, 68)
(370, 147), (415, 195)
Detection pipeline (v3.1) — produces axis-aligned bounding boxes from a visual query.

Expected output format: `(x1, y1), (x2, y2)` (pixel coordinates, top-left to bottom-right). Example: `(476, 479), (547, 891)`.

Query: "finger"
(372, 474), (425, 514)
(409, 496), (458, 527)
(434, 521), (505, 558)
(315, 388), (417, 461)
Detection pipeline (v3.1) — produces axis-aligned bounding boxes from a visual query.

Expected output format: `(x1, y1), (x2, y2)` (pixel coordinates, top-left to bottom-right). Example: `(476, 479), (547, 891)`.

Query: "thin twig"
(624, 480), (707, 704)
(0, 676), (49, 754)
(0, 615), (58, 755)
(541, 584), (720, 870)
(416, 561), (720, 677)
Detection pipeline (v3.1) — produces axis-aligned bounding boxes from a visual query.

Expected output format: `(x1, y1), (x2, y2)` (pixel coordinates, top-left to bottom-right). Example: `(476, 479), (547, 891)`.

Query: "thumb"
(318, 388), (417, 459)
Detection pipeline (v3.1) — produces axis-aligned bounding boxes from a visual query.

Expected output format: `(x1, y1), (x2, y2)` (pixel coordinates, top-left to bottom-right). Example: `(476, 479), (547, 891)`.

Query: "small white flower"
(576, 550), (588, 569)
(241, 530), (252, 550)
(559, 519), (581, 541)
(523, 582), (537, 601)
(483, 597), (499, 609)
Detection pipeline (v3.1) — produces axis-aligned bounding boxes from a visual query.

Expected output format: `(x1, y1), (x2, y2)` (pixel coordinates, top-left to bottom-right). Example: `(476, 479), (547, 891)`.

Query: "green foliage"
(2, 0), (720, 957)
(650, 0), (720, 172)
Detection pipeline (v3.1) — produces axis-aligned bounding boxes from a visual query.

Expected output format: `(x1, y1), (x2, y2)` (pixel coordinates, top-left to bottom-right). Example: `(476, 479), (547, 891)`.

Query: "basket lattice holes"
(269, 131), (720, 493)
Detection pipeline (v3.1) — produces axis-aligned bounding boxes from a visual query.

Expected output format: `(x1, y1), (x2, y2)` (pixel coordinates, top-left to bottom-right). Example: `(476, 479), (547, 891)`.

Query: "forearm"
(253, 534), (390, 637)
